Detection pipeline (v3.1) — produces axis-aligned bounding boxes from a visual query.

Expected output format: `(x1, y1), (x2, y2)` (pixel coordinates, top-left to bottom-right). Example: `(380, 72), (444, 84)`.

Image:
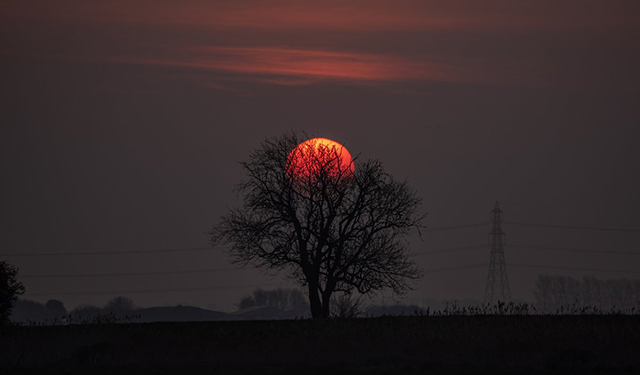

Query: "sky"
(1, 0), (639, 312)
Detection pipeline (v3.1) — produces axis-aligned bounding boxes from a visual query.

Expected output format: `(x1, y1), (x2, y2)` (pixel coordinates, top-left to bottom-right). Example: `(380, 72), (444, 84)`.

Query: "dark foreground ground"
(1, 315), (639, 374)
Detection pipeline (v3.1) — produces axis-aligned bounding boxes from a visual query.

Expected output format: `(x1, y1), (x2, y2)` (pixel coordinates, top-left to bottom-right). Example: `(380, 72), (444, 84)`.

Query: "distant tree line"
(533, 275), (640, 313)
(236, 288), (309, 314)
(236, 288), (428, 318)
(11, 296), (136, 323)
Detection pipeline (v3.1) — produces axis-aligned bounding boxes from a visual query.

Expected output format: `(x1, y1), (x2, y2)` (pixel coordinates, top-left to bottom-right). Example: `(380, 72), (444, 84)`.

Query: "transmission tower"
(484, 201), (512, 304)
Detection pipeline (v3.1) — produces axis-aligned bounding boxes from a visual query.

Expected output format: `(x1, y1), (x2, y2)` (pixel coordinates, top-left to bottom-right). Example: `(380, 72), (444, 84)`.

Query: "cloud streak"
(63, 45), (550, 90)
(97, 46), (528, 89)
(140, 46), (455, 84)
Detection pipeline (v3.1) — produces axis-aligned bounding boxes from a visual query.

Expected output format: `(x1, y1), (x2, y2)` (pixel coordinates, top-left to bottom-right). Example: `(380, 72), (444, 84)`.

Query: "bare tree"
(562, 276), (581, 307)
(544, 275), (580, 311)
(533, 274), (554, 313)
(534, 275), (581, 312)
(236, 288), (309, 313)
(211, 133), (424, 319)
(534, 274), (640, 313)
(330, 293), (367, 318)
(604, 278), (634, 311)
(104, 296), (135, 317)
(581, 275), (600, 308)
(633, 279), (640, 308)
(70, 304), (103, 320)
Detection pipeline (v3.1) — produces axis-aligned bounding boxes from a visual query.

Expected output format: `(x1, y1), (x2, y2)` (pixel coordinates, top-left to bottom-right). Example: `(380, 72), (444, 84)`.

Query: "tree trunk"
(321, 290), (332, 319)
(308, 282), (323, 319)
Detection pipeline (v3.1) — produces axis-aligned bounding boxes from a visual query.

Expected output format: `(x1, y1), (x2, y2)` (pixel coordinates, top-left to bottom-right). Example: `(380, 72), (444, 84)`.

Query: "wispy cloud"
(61, 44), (552, 91)
(114, 46), (459, 86)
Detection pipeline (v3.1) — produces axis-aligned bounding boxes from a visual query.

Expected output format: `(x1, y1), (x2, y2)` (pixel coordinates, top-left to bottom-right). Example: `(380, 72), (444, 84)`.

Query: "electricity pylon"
(484, 201), (512, 304)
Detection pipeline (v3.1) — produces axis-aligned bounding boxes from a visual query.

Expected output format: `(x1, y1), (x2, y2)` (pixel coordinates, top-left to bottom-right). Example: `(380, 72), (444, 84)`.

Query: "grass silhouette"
(1, 304), (639, 374)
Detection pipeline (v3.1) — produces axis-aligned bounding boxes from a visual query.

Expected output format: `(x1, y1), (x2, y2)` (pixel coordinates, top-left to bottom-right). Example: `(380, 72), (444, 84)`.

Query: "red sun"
(287, 138), (354, 180)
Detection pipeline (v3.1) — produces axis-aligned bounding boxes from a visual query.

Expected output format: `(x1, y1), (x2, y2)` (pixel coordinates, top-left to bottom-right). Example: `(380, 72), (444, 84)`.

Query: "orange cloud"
(117, 46), (458, 86)
(193, 47), (452, 81)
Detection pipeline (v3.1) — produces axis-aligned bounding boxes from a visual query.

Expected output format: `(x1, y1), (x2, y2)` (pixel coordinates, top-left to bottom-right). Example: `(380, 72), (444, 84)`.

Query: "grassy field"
(1, 315), (639, 374)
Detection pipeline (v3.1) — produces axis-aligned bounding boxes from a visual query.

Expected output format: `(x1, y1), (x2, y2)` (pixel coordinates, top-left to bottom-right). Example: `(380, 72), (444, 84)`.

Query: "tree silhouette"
(11, 299), (48, 322)
(0, 260), (25, 324)
(330, 293), (367, 318)
(211, 133), (424, 319)
(70, 304), (103, 321)
(533, 274), (640, 313)
(237, 288), (309, 313)
(45, 299), (67, 319)
(104, 296), (135, 318)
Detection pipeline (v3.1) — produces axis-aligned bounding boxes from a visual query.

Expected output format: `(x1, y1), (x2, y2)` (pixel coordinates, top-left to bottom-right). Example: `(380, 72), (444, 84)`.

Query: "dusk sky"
(2, 0), (639, 312)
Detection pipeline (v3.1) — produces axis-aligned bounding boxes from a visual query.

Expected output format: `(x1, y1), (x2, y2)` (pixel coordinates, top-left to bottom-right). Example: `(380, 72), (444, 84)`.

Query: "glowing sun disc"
(287, 137), (354, 179)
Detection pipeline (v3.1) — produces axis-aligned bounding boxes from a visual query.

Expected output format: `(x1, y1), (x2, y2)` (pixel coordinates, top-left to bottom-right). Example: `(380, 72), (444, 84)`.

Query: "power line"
(20, 267), (253, 279)
(423, 263), (488, 273)
(13, 243), (639, 280)
(24, 283), (288, 297)
(501, 203), (639, 215)
(417, 243), (639, 256)
(425, 222), (490, 232)
(507, 263), (640, 275)
(416, 244), (487, 256)
(18, 246), (489, 278)
(3, 247), (222, 257)
(6, 243), (491, 259)
(509, 244), (640, 256)
(504, 221), (640, 233)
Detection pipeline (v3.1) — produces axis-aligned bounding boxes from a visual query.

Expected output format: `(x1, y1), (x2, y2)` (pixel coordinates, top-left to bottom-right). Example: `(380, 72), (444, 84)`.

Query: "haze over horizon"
(2, 0), (639, 312)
